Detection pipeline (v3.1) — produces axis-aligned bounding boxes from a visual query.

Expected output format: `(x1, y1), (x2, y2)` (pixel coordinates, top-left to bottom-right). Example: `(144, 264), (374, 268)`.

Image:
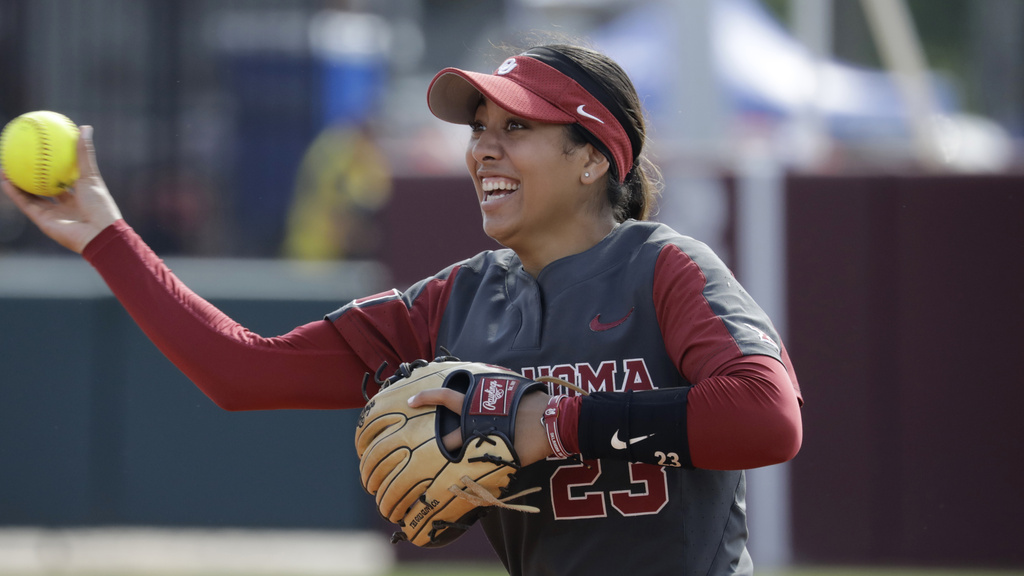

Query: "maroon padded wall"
(381, 176), (500, 288)
(786, 175), (1024, 568)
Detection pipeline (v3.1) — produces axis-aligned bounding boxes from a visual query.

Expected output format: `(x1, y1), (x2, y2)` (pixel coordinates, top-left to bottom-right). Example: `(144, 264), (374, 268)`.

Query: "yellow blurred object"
(283, 126), (392, 260)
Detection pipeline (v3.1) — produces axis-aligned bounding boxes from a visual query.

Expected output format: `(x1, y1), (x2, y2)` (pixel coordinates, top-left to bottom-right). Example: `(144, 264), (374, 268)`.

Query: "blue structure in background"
(218, 10), (389, 257)
(319, 48), (388, 128)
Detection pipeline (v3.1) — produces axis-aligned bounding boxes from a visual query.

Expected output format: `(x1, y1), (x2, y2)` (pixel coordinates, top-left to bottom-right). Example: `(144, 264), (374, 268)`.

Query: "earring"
(584, 172), (590, 178)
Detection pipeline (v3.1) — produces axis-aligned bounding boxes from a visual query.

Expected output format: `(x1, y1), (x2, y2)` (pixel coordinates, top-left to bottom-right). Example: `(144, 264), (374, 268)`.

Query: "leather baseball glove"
(354, 356), (547, 547)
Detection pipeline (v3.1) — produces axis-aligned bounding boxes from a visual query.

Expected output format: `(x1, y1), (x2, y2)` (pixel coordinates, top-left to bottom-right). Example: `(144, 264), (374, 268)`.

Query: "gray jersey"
(331, 220), (793, 575)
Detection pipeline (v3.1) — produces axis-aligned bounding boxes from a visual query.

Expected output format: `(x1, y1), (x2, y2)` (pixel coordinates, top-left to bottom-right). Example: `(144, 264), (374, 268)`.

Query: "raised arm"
(3, 126), (370, 411)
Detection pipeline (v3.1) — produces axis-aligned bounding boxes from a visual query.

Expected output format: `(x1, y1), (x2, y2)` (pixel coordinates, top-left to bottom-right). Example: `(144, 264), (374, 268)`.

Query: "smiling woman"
(463, 100), (611, 275)
(1, 42), (802, 576)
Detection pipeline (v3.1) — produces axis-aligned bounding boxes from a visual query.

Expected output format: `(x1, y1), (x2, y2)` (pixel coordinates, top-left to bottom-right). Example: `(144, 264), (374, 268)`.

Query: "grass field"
(387, 566), (1024, 576)
(1, 528), (1019, 576)
(0, 566), (1022, 576)
(387, 564), (1024, 576)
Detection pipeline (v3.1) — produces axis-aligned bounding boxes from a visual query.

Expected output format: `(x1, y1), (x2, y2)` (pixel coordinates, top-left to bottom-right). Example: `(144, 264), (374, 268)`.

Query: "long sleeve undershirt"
(83, 220), (801, 470)
(83, 220), (369, 411)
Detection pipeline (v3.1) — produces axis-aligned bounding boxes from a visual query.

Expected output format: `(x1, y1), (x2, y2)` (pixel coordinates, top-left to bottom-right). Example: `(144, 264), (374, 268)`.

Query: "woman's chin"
(481, 217), (517, 248)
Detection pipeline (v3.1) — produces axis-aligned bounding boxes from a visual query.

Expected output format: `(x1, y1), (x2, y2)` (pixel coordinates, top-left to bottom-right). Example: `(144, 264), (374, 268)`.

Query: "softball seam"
(31, 116), (53, 195)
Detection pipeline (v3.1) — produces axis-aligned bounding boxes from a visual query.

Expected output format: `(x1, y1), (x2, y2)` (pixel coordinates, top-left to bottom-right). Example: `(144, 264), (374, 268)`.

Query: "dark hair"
(539, 44), (662, 222)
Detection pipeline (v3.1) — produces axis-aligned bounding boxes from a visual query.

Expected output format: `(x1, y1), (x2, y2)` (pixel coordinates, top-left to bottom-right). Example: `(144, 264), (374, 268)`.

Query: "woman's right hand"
(1, 125), (122, 254)
(409, 387), (555, 467)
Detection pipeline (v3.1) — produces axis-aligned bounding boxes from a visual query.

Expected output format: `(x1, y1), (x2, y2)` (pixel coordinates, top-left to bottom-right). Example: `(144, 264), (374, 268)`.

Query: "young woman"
(3, 44), (802, 575)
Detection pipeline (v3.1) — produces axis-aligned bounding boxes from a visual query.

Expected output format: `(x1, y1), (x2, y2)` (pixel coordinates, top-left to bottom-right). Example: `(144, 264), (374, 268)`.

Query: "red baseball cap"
(427, 48), (636, 183)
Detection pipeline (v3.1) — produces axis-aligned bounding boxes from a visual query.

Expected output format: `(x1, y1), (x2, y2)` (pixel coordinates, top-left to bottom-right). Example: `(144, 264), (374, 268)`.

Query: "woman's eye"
(469, 121), (484, 133)
(506, 119), (525, 131)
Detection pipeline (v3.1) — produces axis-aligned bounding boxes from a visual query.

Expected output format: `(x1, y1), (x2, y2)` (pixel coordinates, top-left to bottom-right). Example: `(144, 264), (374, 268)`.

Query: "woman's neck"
(516, 216), (619, 277)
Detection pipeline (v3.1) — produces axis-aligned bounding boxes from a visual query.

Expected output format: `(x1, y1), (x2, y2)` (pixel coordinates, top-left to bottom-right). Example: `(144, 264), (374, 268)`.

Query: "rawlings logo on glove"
(354, 355), (547, 547)
(474, 378), (517, 415)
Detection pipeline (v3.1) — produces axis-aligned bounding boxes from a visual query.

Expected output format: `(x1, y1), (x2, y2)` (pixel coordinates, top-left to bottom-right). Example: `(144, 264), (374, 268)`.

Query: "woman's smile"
(480, 177), (521, 205)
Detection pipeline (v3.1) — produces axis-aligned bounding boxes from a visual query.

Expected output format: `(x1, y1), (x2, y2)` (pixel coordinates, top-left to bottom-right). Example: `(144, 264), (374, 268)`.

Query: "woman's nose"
(470, 130), (502, 163)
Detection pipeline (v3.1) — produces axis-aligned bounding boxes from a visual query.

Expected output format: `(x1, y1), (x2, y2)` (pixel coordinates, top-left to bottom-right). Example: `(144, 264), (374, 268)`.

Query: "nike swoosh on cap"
(576, 104), (605, 124)
(611, 430), (655, 450)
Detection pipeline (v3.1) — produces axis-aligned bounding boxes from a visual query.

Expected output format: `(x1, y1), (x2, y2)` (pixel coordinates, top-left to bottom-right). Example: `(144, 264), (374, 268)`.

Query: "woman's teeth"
(482, 179), (520, 199)
(487, 190), (514, 200)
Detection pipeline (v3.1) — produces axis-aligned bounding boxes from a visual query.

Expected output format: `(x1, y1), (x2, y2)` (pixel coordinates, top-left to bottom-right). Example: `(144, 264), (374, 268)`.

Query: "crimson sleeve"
(82, 220), (371, 411)
(570, 240), (803, 469)
(687, 354), (801, 469)
(650, 239), (802, 470)
(572, 353), (800, 470)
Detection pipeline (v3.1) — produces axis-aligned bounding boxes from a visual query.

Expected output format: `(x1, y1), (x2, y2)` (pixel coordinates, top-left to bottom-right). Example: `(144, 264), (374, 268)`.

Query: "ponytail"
(546, 44), (662, 222)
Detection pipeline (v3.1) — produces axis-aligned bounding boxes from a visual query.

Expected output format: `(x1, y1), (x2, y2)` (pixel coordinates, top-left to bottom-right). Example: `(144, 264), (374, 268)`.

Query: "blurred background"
(1, 0), (1022, 574)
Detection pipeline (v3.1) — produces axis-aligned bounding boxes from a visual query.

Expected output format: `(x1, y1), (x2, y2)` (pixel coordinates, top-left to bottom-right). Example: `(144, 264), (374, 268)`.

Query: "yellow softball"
(0, 111), (80, 196)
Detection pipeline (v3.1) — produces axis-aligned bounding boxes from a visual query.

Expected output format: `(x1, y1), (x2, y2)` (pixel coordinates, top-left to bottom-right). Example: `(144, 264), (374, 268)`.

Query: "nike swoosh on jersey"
(611, 430), (655, 450)
(589, 307), (634, 332)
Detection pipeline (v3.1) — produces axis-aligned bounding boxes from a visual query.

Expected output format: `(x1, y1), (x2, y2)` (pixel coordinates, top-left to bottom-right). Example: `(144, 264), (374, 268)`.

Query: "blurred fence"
(0, 0), (394, 258)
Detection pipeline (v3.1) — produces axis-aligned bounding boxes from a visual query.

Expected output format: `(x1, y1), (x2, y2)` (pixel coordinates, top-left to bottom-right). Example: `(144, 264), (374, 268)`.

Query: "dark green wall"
(0, 258), (386, 530)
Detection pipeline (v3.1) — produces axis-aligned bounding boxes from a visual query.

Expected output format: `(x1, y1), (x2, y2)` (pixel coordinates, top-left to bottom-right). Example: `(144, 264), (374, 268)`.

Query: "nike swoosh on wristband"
(589, 307), (634, 332)
(576, 104), (605, 124)
(611, 430), (655, 450)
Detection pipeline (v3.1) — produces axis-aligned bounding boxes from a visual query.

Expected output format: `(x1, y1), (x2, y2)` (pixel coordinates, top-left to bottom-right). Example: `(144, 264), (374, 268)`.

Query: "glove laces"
(536, 375), (590, 396)
(360, 349), (461, 401)
(449, 476), (541, 513)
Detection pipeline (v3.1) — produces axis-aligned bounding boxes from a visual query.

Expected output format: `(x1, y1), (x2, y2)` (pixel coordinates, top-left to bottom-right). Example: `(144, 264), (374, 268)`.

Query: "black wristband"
(578, 387), (693, 469)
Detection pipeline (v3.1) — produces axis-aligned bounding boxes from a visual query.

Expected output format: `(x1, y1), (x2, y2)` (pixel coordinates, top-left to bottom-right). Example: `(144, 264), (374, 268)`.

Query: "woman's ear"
(581, 145), (610, 184)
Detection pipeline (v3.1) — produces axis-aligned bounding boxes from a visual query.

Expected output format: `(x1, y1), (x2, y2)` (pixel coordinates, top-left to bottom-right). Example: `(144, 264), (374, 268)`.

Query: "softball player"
(3, 43), (802, 575)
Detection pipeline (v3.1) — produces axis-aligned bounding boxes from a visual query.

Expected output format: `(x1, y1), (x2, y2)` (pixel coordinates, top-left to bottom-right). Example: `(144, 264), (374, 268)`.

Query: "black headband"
(522, 47), (643, 169)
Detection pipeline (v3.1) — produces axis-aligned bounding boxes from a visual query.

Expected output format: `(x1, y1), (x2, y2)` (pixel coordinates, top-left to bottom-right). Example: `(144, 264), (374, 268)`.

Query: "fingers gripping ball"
(355, 357), (547, 547)
(0, 111), (80, 196)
